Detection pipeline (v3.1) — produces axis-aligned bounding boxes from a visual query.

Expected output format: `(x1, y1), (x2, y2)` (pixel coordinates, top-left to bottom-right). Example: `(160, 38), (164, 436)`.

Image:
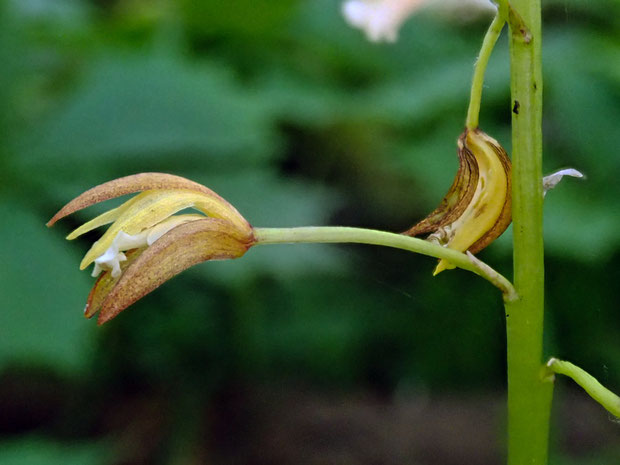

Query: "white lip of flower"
(91, 215), (203, 278)
(542, 168), (584, 197)
(342, 0), (425, 42)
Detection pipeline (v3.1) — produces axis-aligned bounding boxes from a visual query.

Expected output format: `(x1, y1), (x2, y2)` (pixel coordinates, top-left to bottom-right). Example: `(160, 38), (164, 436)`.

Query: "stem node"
(508, 5), (532, 43)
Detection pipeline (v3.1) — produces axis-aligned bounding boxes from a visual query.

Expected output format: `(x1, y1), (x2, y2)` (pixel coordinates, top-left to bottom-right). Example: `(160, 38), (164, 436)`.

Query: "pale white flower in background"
(342, 0), (496, 43)
(342, 0), (425, 42)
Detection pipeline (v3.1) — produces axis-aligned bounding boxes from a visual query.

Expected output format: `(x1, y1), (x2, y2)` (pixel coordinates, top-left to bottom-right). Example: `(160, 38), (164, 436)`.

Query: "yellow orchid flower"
(47, 173), (255, 325)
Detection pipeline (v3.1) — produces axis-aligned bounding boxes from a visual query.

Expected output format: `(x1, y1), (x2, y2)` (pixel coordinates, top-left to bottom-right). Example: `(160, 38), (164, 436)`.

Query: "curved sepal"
(47, 172), (244, 227)
(95, 218), (255, 325)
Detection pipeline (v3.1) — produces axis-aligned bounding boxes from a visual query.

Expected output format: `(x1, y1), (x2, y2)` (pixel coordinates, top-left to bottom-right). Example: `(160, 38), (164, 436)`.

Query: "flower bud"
(404, 129), (512, 274)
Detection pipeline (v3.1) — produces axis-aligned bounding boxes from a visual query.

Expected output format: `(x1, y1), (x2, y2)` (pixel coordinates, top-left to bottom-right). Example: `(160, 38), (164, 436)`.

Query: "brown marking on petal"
(403, 131), (479, 237)
(473, 202), (487, 219)
(47, 173), (228, 226)
(96, 219), (255, 325)
(468, 132), (512, 254)
(84, 248), (145, 319)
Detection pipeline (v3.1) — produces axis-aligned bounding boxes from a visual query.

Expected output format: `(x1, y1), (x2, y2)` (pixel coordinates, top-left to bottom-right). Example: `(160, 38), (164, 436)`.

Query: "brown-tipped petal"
(96, 219), (255, 325)
(84, 248), (146, 318)
(403, 132), (479, 237)
(47, 172), (229, 226)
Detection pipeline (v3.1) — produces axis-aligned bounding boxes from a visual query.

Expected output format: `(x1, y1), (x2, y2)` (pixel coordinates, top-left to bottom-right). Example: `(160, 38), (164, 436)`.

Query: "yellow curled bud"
(404, 129), (512, 275)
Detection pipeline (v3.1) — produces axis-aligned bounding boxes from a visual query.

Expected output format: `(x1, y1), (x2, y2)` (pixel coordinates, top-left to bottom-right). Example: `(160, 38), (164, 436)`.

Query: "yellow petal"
(442, 130), (511, 254)
(66, 196), (140, 240)
(47, 172), (239, 226)
(79, 189), (250, 270)
(433, 258), (455, 275)
(96, 218), (255, 324)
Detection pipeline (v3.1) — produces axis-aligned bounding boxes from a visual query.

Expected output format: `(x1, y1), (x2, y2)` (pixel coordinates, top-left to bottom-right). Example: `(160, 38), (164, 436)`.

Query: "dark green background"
(1, 0), (619, 463)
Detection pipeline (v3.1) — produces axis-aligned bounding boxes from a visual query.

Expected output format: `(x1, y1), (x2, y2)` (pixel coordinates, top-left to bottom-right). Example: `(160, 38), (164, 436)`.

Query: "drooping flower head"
(47, 173), (255, 324)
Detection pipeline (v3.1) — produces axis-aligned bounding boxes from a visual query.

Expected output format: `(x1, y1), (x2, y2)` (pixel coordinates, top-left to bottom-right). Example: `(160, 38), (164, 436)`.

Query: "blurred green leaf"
(14, 51), (277, 187)
(0, 197), (93, 374)
(544, 187), (620, 261)
(179, 0), (296, 37)
(10, 0), (91, 26)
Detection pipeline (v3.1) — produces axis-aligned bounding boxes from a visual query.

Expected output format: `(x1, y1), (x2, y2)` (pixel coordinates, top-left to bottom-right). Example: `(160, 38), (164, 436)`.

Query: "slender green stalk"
(465, 4), (507, 129)
(253, 226), (516, 299)
(547, 358), (620, 418)
(504, 1), (554, 464)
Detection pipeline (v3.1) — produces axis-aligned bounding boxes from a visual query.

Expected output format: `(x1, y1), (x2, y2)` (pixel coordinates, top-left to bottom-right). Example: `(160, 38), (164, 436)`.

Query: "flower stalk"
(254, 227), (517, 300)
(504, 0), (554, 464)
(465, 1), (507, 130)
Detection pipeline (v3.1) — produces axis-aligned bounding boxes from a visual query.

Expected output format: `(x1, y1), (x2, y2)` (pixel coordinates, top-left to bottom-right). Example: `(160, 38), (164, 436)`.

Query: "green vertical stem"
(504, 0), (554, 464)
